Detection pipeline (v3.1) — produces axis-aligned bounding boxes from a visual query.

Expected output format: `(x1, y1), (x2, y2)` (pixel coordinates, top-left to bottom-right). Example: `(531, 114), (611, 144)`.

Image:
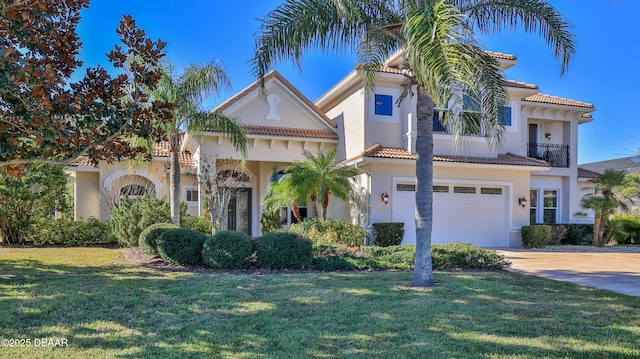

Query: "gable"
(215, 71), (336, 133)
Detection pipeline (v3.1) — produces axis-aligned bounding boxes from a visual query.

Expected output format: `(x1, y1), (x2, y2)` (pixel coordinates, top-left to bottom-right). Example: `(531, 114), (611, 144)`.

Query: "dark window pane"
(374, 94), (393, 116)
(397, 184), (416, 192)
(543, 190), (557, 207)
(530, 209), (537, 224)
(530, 189), (538, 208)
(433, 185), (449, 193)
(499, 106), (512, 126)
(544, 209), (557, 224)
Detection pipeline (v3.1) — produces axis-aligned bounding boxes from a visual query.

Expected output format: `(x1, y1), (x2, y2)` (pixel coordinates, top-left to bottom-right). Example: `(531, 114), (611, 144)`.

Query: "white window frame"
(183, 186), (199, 206)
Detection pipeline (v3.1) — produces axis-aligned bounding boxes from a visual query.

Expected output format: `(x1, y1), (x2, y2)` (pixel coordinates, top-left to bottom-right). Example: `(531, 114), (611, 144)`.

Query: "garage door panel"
(393, 182), (507, 247)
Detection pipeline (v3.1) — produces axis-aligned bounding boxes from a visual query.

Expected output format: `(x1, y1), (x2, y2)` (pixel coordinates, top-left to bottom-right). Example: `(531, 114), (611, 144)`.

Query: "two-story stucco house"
(68, 50), (596, 247)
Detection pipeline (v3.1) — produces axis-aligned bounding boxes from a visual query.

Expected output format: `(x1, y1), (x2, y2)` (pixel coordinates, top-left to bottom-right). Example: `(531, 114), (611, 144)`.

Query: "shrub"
(608, 214), (640, 245)
(562, 224), (594, 245)
(110, 195), (171, 247)
(139, 223), (178, 255)
(521, 225), (551, 248)
(360, 245), (415, 269)
(311, 245), (380, 271)
(549, 224), (567, 245)
(181, 216), (212, 235)
(373, 222), (404, 247)
(289, 218), (367, 247)
(256, 231), (312, 269)
(202, 230), (254, 269)
(431, 243), (510, 270)
(31, 218), (116, 246)
(156, 228), (207, 265)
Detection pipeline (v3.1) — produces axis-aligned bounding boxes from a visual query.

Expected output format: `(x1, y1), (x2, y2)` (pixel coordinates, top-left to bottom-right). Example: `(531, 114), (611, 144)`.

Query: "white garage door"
(392, 181), (507, 247)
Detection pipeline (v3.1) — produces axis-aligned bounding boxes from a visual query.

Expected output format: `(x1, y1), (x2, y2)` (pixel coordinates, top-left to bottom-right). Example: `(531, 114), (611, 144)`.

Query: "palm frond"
(455, 0), (575, 76)
(189, 111), (249, 157)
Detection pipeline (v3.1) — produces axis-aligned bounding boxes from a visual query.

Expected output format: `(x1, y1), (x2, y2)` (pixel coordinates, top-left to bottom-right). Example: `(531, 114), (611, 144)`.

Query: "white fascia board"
(356, 156), (550, 171)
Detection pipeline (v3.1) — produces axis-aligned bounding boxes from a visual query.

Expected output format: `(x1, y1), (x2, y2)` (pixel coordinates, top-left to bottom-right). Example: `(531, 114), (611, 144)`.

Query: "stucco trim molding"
(102, 169), (164, 193)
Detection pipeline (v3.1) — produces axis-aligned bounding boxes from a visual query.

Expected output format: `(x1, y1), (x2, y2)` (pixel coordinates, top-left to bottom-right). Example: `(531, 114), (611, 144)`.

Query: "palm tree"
(156, 62), (248, 226)
(581, 169), (632, 246)
(252, 0), (574, 287)
(286, 149), (358, 219)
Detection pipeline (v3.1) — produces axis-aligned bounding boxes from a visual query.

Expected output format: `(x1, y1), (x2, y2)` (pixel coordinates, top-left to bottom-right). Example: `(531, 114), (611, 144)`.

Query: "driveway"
(495, 247), (640, 297)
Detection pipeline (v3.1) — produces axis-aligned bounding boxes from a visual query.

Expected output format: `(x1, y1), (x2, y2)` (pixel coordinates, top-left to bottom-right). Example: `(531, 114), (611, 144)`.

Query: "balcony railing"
(527, 143), (570, 168)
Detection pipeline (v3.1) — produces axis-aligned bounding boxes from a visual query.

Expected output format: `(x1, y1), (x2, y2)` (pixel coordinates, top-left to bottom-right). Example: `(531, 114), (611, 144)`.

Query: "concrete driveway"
(495, 247), (640, 297)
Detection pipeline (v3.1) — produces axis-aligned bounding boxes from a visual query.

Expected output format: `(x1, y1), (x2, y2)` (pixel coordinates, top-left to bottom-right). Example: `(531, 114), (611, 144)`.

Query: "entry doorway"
(227, 188), (252, 235)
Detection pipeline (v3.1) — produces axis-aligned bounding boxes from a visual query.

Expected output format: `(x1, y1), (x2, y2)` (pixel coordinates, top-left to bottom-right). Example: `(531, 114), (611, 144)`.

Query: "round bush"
(139, 223), (178, 255)
(202, 230), (254, 269)
(256, 231), (312, 270)
(156, 228), (207, 265)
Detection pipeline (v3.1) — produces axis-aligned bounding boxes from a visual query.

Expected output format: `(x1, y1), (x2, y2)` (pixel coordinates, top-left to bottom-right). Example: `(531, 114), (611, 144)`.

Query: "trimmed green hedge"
(156, 228), (207, 265)
(181, 216), (212, 235)
(256, 231), (312, 269)
(202, 230), (254, 269)
(373, 222), (404, 247)
(289, 218), (367, 247)
(31, 218), (116, 246)
(521, 225), (551, 248)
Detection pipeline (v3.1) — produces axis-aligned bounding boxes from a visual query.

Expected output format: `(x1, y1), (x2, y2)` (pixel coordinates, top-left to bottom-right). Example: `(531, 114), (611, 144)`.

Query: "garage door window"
(454, 186), (476, 194)
(397, 184), (416, 191)
(480, 187), (502, 195)
(433, 185), (449, 193)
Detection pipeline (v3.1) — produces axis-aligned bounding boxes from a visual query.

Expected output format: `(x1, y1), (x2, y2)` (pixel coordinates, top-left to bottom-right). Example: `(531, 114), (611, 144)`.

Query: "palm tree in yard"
(156, 62), (248, 226)
(581, 169), (633, 246)
(287, 149), (358, 220)
(252, 0), (575, 287)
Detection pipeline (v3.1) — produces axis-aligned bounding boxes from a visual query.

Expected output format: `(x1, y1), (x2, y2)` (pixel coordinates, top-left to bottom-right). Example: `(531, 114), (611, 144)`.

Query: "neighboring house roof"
(484, 50), (517, 61)
(342, 144), (549, 168)
(241, 125), (339, 140)
(505, 80), (538, 90)
(577, 167), (601, 179)
(214, 70), (337, 128)
(580, 155), (640, 174)
(523, 94), (594, 109)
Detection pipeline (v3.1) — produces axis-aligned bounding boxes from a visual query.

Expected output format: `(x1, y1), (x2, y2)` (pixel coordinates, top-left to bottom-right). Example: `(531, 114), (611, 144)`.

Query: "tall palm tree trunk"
(169, 128), (181, 226)
(592, 212), (601, 246)
(321, 189), (330, 220)
(412, 88), (435, 287)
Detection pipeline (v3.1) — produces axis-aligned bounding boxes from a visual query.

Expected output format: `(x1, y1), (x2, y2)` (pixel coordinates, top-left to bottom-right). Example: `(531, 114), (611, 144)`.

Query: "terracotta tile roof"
(241, 125), (338, 140)
(215, 71), (336, 128)
(578, 167), (601, 179)
(485, 50), (517, 61)
(344, 144), (549, 167)
(69, 156), (98, 167)
(524, 94), (594, 109)
(153, 141), (195, 170)
(505, 80), (538, 90)
(376, 65), (407, 75)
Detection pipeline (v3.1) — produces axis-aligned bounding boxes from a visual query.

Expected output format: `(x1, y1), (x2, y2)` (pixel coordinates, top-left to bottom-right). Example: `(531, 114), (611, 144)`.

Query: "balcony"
(527, 143), (570, 168)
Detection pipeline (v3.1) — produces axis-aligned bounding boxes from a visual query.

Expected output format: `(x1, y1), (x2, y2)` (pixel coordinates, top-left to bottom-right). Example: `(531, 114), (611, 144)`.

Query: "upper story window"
(433, 102), (512, 135)
(498, 106), (512, 126)
(369, 87), (400, 123)
(374, 94), (393, 116)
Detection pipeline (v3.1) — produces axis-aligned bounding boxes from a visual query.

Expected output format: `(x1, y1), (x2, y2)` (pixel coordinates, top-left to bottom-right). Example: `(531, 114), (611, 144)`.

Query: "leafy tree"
(252, 0), (574, 286)
(581, 169), (638, 246)
(154, 63), (248, 226)
(109, 194), (171, 247)
(286, 149), (357, 219)
(0, 1), (172, 166)
(0, 163), (70, 244)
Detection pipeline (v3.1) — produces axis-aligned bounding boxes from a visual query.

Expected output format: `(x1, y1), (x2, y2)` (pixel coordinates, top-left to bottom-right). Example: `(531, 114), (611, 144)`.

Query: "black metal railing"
(527, 143), (570, 168)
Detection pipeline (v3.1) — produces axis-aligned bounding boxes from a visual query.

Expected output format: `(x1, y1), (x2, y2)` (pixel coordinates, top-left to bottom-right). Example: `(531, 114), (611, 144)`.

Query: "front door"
(227, 188), (252, 235)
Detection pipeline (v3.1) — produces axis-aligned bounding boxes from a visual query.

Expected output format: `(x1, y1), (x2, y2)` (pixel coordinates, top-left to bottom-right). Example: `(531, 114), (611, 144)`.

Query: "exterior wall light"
(518, 196), (527, 208)
(545, 133), (551, 140)
(381, 192), (390, 204)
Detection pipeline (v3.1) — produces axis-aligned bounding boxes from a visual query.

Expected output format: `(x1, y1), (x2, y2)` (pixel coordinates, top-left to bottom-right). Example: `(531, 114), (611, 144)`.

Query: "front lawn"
(0, 247), (638, 358)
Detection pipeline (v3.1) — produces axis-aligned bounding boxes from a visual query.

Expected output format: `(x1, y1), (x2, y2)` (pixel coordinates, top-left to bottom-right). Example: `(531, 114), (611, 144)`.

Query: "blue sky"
(77, 0), (638, 164)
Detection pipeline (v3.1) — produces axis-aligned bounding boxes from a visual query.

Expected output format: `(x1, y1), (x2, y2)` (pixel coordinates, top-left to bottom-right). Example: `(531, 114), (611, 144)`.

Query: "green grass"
(1, 248), (639, 358)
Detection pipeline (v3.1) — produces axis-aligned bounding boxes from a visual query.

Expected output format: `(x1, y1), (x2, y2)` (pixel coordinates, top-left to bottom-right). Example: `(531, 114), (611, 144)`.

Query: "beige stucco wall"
(72, 170), (100, 220)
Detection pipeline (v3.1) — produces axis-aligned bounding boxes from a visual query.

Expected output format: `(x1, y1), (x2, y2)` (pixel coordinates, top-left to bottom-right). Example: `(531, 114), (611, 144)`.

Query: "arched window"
(219, 170), (250, 183)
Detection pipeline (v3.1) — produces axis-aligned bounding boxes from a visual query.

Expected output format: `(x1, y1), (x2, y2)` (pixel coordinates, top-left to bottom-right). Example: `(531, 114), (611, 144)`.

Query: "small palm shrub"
(156, 228), (207, 265)
(181, 216), (212, 235)
(289, 218), (367, 247)
(563, 224), (594, 245)
(256, 231), (312, 269)
(372, 222), (404, 247)
(521, 225), (551, 248)
(110, 195), (171, 247)
(139, 223), (178, 255)
(202, 230), (254, 269)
